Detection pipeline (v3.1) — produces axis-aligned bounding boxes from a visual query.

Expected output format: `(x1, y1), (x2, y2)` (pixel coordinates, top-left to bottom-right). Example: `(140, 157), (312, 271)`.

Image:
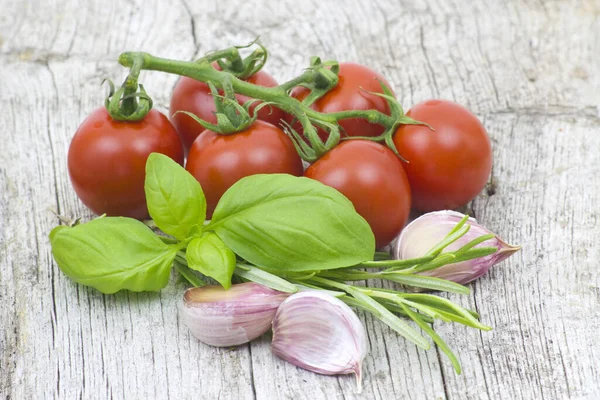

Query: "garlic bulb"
(180, 282), (290, 347)
(393, 210), (521, 284)
(271, 291), (368, 392)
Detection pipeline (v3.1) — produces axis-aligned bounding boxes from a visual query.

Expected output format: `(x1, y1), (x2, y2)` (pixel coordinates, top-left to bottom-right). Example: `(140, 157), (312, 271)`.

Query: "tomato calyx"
(288, 56), (340, 106)
(175, 78), (276, 136)
(341, 82), (433, 161)
(283, 81), (430, 163)
(282, 118), (340, 163)
(199, 38), (268, 80)
(104, 55), (153, 122)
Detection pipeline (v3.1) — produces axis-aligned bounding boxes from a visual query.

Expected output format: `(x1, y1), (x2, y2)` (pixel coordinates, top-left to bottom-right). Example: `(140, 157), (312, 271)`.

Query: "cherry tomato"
(170, 69), (284, 153)
(393, 99), (492, 212)
(68, 107), (184, 219)
(304, 140), (411, 248)
(286, 62), (393, 141)
(186, 120), (304, 217)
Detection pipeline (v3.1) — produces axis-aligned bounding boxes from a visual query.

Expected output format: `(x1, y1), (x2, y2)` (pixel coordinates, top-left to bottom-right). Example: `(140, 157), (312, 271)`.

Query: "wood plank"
(436, 111), (600, 399)
(1, 0), (599, 398)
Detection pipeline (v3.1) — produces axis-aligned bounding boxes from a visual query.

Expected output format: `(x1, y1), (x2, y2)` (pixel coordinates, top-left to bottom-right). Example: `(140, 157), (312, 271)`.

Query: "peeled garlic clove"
(393, 210), (521, 284)
(271, 291), (368, 392)
(181, 282), (290, 347)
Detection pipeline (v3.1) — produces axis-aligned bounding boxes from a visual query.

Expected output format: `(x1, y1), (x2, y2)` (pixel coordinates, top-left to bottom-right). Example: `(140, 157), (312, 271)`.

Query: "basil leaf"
(49, 225), (68, 242)
(186, 233), (236, 289)
(50, 217), (178, 294)
(207, 174), (375, 272)
(145, 153), (206, 240)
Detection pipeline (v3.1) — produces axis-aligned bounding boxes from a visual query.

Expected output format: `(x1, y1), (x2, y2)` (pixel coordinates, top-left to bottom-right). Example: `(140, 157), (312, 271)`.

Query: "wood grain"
(1, 0), (599, 398)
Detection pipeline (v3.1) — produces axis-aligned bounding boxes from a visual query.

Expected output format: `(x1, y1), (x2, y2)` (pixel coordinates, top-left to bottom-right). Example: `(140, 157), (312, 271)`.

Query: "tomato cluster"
(68, 55), (491, 248)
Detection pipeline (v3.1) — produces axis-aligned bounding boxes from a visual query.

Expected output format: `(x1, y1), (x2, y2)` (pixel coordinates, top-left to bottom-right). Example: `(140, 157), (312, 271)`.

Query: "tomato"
(304, 140), (411, 248)
(170, 69), (284, 153)
(393, 99), (492, 212)
(186, 120), (304, 217)
(68, 107), (184, 219)
(286, 62), (393, 141)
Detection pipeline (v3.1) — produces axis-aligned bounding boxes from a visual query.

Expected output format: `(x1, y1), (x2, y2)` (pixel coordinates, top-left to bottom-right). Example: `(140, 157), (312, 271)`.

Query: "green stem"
(326, 109), (393, 126)
(119, 52), (326, 119)
(278, 70), (314, 92)
(317, 270), (375, 281)
(341, 295), (433, 323)
(425, 224), (470, 257)
(174, 260), (206, 287)
(157, 235), (178, 244)
(201, 47), (243, 69)
(359, 255), (435, 269)
(118, 52), (395, 152)
(374, 251), (392, 261)
(120, 55), (144, 115)
(175, 251), (188, 266)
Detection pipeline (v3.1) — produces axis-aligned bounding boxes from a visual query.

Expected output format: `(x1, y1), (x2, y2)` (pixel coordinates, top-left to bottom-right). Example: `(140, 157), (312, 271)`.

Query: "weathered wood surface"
(1, 0), (599, 398)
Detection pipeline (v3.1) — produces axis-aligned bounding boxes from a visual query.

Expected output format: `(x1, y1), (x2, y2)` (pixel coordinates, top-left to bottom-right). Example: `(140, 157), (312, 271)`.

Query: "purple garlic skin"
(180, 282), (290, 347)
(393, 210), (521, 285)
(271, 291), (368, 392)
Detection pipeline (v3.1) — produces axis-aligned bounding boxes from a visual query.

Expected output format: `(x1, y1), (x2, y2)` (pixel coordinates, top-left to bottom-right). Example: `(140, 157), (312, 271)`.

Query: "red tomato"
(393, 99), (492, 212)
(304, 140), (411, 248)
(68, 107), (184, 219)
(170, 69), (284, 153)
(286, 62), (393, 141)
(186, 120), (304, 217)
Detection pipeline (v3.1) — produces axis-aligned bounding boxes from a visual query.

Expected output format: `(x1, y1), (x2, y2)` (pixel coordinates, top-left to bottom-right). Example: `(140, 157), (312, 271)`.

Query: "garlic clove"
(181, 282), (290, 347)
(271, 291), (368, 392)
(393, 210), (521, 285)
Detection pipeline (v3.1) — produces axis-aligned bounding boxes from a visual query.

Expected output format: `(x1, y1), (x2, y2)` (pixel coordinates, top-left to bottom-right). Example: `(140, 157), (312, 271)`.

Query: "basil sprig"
(50, 153), (375, 293)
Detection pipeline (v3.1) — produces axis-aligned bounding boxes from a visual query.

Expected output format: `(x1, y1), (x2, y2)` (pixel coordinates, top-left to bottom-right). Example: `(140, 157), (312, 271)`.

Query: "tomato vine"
(116, 44), (427, 162)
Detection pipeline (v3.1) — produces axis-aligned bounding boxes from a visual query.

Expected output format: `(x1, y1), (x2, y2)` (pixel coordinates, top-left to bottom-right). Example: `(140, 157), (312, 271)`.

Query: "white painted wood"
(1, 0), (599, 398)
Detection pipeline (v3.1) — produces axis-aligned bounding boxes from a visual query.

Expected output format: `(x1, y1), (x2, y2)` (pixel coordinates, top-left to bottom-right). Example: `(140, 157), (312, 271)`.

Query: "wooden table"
(1, 0), (599, 398)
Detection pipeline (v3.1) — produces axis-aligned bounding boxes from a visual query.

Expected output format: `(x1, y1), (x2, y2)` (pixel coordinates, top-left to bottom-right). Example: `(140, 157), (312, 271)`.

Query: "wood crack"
(180, 0), (199, 57)
(247, 344), (258, 400)
(488, 105), (599, 119)
(419, 24), (440, 96)
(434, 346), (450, 400)
(471, 284), (493, 399)
(43, 63), (62, 378)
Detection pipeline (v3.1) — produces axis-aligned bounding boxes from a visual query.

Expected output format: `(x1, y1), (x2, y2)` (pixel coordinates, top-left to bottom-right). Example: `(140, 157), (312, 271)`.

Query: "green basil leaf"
(49, 225), (68, 242)
(186, 233), (236, 289)
(207, 174), (375, 272)
(50, 217), (178, 294)
(145, 152), (206, 240)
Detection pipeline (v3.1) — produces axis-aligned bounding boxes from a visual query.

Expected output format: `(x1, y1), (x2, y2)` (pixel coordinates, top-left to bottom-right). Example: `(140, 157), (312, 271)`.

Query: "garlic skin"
(180, 282), (290, 347)
(271, 291), (368, 392)
(393, 210), (521, 285)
